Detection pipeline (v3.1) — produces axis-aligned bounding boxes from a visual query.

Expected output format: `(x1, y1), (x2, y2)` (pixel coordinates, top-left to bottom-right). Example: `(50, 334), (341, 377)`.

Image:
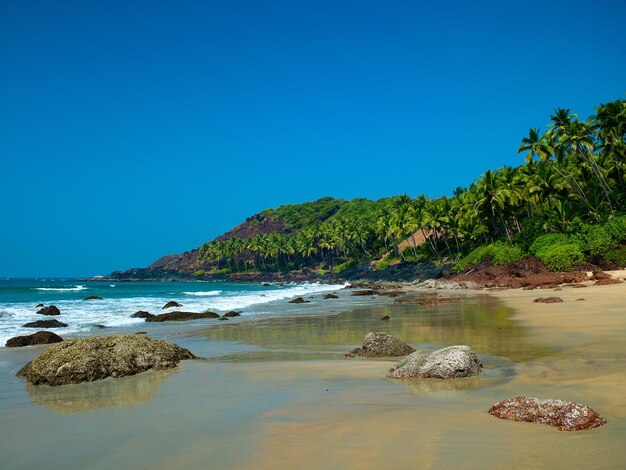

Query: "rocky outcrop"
(289, 297), (309, 304)
(37, 305), (61, 316)
(16, 334), (196, 386)
(222, 311), (241, 317)
(162, 301), (183, 309)
(345, 332), (415, 358)
(83, 295), (103, 300)
(145, 311), (220, 322)
(5, 331), (64, 348)
(594, 278), (622, 286)
(488, 397), (607, 431)
(23, 319), (68, 328)
(324, 293), (338, 299)
(131, 311), (154, 319)
(533, 297), (563, 303)
(386, 345), (483, 379)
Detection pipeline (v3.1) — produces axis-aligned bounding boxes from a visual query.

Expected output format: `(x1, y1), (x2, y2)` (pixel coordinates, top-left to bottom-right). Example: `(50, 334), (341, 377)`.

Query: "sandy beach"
(1, 280), (625, 469)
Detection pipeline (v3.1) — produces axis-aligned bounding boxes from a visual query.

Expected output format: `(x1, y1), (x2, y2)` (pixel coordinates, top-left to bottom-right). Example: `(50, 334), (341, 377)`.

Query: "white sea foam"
(33, 285), (88, 292)
(0, 282), (347, 346)
(182, 290), (222, 297)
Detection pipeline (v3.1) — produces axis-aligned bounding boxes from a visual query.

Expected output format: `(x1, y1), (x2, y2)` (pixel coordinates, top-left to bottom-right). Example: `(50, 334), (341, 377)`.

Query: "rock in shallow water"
(23, 319), (68, 328)
(488, 397), (607, 431)
(162, 301), (183, 309)
(37, 305), (61, 316)
(5, 331), (64, 348)
(16, 334), (196, 386)
(345, 332), (415, 357)
(146, 311), (220, 322)
(386, 345), (482, 379)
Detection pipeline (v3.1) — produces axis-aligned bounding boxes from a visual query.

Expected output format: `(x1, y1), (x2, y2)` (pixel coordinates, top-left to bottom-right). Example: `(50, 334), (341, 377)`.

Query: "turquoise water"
(0, 279), (346, 345)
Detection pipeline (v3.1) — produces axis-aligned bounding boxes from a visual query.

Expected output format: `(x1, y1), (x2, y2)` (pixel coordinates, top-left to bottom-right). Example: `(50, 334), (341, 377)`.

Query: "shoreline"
(2, 276), (626, 468)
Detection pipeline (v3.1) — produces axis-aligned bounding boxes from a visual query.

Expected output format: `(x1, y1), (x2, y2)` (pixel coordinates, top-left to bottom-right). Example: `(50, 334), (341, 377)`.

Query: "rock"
(488, 397), (607, 431)
(131, 311), (154, 319)
(380, 315), (390, 321)
(23, 319), (68, 328)
(222, 311), (241, 317)
(134, 331), (147, 335)
(289, 297), (309, 304)
(591, 270), (610, 280)
(533, 297), (563, 303)
(16, 334), (196, 386)
(386, 345), (482, 379)
(324, 293), (339, 299)
(594, 278), (622, 286)
(351, 290), (378, 296)
(145, 311), (220, 322)
(83, 295), (103, 300)
(92, 324), (107, 329)
(35, 303), (44, 308)
(576, 298), (586, 301)
(37, 305), (61, 316)
(572, 284), (587, 288)
(345, 332), (415, 358)
(5, 331), (64, 348)
(162, 301), (183, 309)
(218, 317), (229, 321)
(263, 283), (271, 286)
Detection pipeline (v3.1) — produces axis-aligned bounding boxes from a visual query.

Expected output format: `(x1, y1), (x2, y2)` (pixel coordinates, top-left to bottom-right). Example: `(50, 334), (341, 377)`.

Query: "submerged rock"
(16, 334), (196, 386)
(533, 297), (564, 303)
(488, 397), (607, 431)
(37, 305), (61, 316)
(23, 319), (68, 328)
(83, 295), (103, 300)
(6, 331), (64, 348)
(289, 297), (309, 304)
(146, 311), (220, 322)
(162, 301), (183, 309)
(131, 311), (154, 319)
(345, 332), (415, 358)
(386, 345), (483, 379)
(324, 293), (339, 299)
(351, 290), (378, 296)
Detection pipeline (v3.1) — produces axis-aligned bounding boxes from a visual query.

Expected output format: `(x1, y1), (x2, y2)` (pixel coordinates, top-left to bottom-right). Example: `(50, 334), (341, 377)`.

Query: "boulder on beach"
(131, 311), (154, 319)
(386, 345), (483, 379)
(324, 293), (339, 299)
(83, 295), (103, 301)
(5, 331), (64, 348)
(37, 305), (61, 316)
(594, 278), (622, 286)
(345, 332), (415, 358)
(23, 319), (68, 328)
(488, 397), (607, 431)
(289, 297), (309, 304)
(162, 301), (183, 309)
(16, 334), (196, 386)
(533, 297), (563, 303)
(146, 311), (220, 322)
(222, 311), (241, 317)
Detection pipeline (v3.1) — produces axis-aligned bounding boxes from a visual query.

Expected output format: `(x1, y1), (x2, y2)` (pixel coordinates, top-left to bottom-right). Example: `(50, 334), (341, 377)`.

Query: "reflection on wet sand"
(26, 369), (174, 414)
(200, 295), (554, 362)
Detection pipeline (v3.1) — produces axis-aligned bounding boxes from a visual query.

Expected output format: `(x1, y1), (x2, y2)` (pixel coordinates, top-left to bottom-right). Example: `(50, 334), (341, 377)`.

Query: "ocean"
(0, 279), (347, 346)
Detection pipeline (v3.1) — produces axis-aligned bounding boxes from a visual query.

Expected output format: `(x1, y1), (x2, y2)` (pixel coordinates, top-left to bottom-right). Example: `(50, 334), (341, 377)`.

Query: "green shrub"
(334, 260), (356, 273)
(374, 258), (391, 271)
(209, 268), (230, 275)
(513, 221), (545, 252)
(491, 244), (524, 264)
(604, 246), (626, 268)
(454, 243), (523, 272)
(529, 233), (569, 255)
(316, 268), (330, 275)
(602, 217), (626, 244)
(193, 269), (206, 277)
(536, 243), (584, 271)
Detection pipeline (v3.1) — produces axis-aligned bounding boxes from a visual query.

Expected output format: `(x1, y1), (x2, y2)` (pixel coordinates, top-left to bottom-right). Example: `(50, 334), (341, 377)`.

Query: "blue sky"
(1, 0), (625, 277)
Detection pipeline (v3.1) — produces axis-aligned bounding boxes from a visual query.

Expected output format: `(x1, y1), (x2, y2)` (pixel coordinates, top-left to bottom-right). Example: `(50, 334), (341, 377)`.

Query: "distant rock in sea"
(23, 319), (68, 329)
(37, 305), (61, 316)
(162, 301), (183, 309)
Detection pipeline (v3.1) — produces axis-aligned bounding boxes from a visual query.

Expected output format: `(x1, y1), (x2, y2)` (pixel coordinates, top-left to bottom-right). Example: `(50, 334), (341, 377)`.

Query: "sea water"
(0, 279), (346, 345)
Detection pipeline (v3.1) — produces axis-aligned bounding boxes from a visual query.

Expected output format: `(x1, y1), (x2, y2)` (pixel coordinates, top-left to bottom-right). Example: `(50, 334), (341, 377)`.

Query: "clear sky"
(1, 0), (625, 277)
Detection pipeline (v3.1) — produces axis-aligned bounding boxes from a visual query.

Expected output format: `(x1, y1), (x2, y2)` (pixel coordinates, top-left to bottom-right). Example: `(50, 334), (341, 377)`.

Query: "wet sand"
(1, 284), (625, 469)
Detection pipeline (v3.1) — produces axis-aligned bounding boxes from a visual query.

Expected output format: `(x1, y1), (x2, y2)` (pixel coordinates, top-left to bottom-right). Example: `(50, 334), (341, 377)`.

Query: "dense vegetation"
(198, 99), (626, 274)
